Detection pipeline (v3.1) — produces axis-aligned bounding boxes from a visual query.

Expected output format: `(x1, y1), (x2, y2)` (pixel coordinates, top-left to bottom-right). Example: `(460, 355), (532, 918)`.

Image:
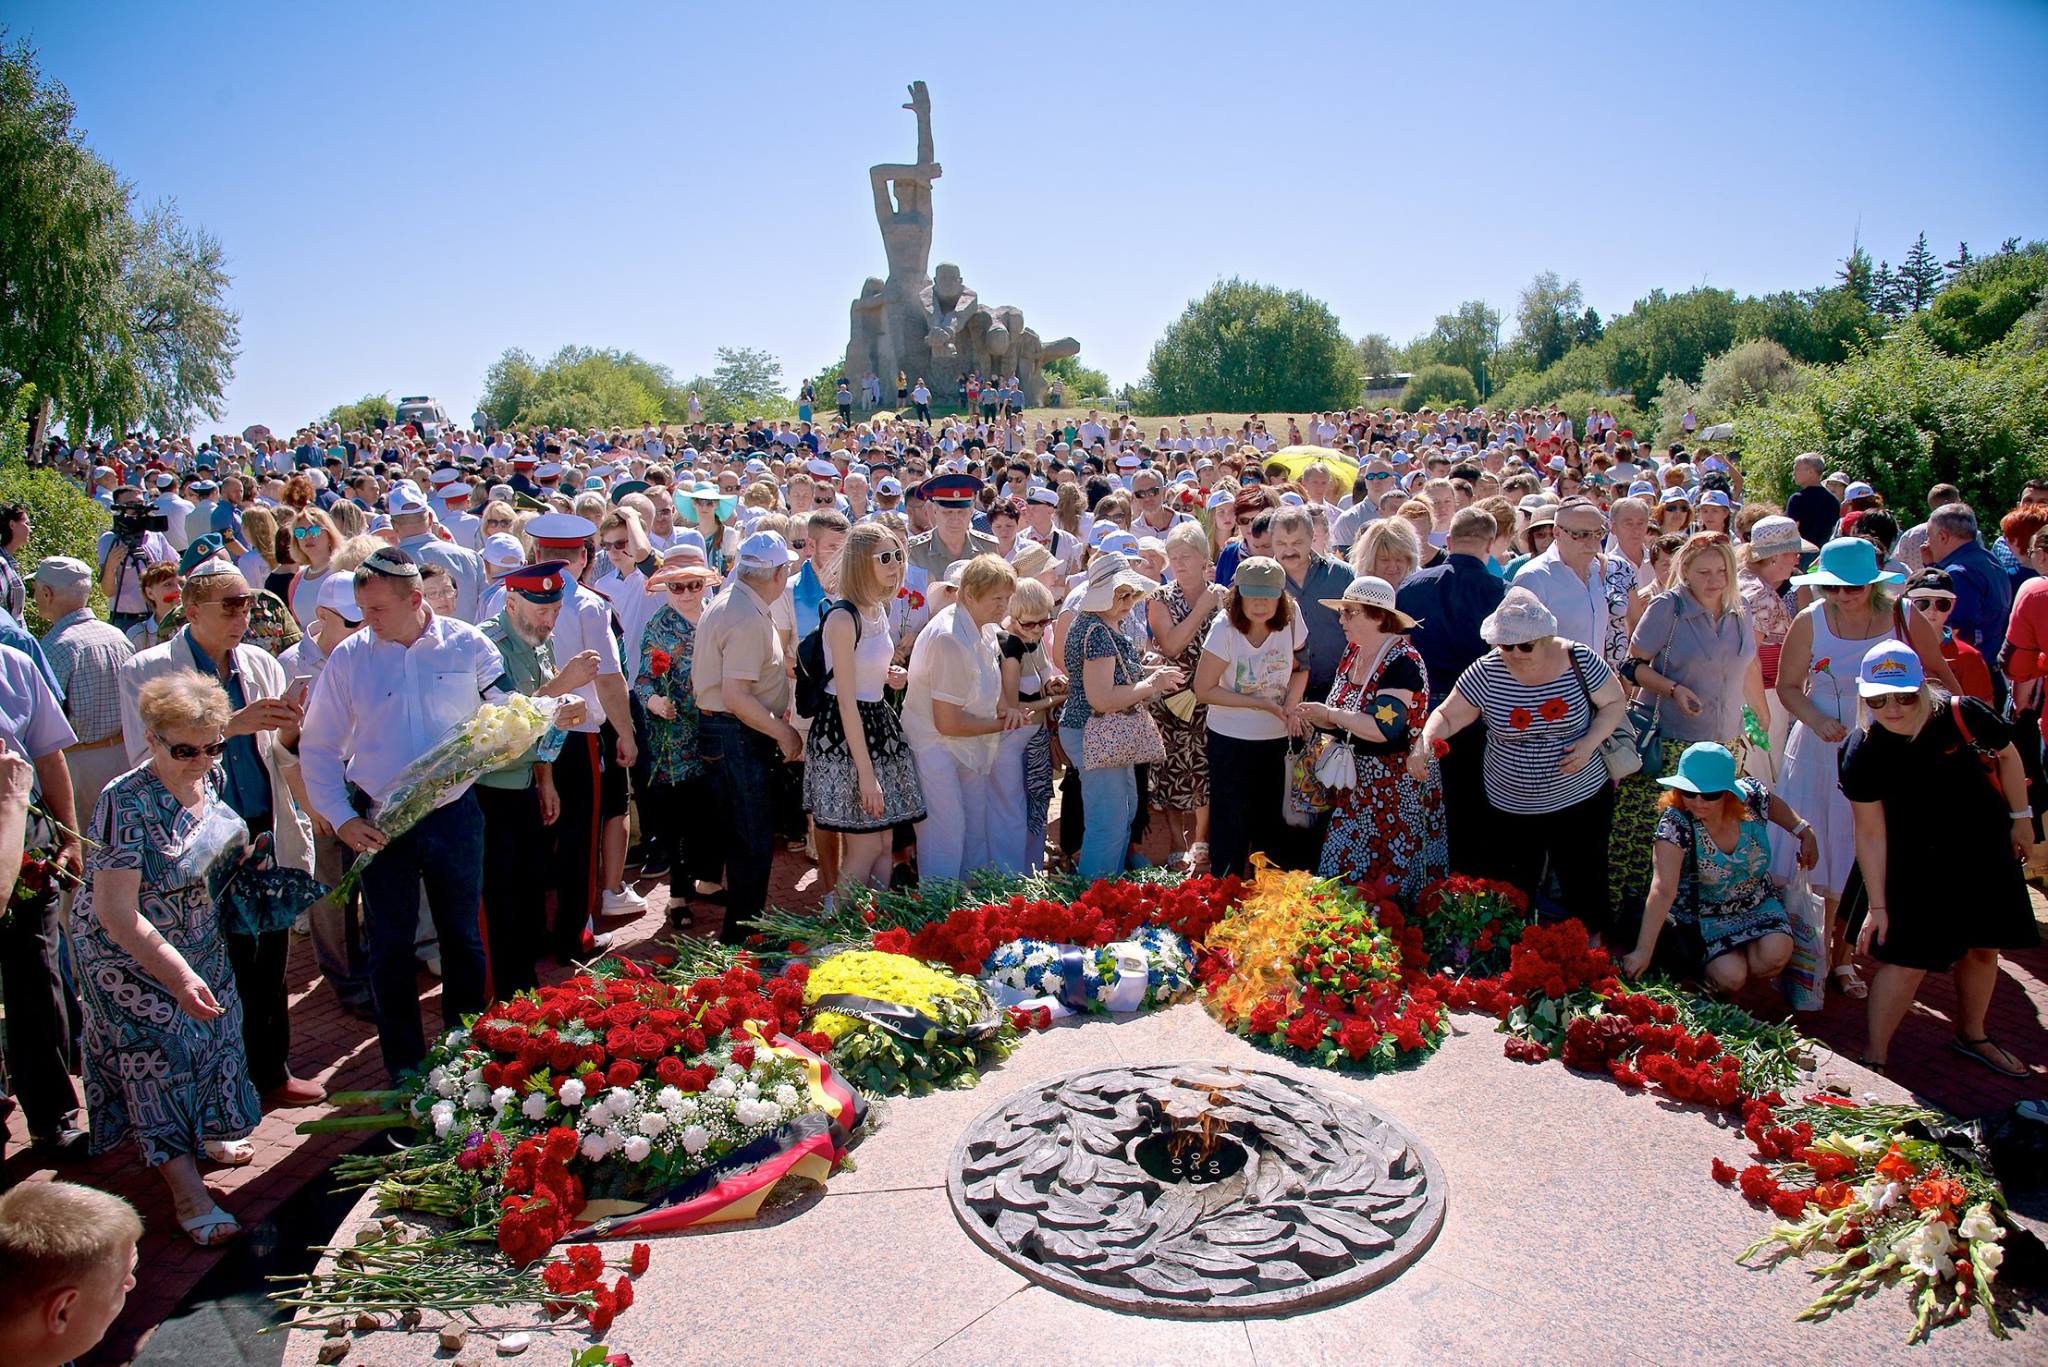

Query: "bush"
(1399, 363), (1478, 412)
(1485, 343), (1611, 411)
(0, 462), (109, 628)
(1912, 243), (2048, 356)
(1737, 330), (2048, 514)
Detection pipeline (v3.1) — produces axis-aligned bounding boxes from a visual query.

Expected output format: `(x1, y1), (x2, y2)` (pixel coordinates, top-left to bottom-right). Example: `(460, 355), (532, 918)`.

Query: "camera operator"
(94, 488), (175, 633)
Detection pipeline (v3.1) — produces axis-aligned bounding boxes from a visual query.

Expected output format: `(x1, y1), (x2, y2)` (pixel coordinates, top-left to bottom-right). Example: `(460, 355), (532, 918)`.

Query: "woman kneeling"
(1622, 742), (1818, 992)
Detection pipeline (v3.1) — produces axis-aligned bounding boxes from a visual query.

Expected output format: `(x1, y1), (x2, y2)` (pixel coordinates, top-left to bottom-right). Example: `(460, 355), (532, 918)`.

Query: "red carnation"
(1710, 1158), (1738, 1186)
(649, 649), (672, 678)
(629, 1243), (652, 1276)
(873, 927), (912, 954)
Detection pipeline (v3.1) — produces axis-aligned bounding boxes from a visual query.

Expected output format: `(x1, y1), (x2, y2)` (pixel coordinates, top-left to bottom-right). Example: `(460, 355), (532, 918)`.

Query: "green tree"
(101, 200), (240, 435)
(711, 346), (785, 410)
(1945, 241), (1974, 282)
(478, 349), (539, 430)
(1911, 241), (2048, 356)
(1143, 278), (1361, 412)
(1042, 353), (1110, 401)
(0, 32), (132, 446)
(325, 392), (392, 433)
(1870, 261), (1907, 319)
(1899, 232), (1944, 313)
(1353, 331), (1400, 384)
(1601, 287), (1741, 398)
(1738, 328), (2048, 514)
(477, 345), (689, 431)
(1574, 307), (1605, 348)
(1511, 271), (1585, 373)
(1398, 363), (1478, 412)
(1427, 299), (1502, 395)
(1836, 240), (1874, 306)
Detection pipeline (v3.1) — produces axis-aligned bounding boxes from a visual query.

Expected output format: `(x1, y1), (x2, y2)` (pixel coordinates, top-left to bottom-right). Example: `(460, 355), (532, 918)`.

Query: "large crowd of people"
(0, 398), (2041, 1248)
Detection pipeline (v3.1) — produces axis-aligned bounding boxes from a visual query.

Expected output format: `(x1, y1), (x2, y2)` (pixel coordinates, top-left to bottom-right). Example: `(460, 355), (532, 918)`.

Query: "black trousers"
(642, 774), (725, 890)
(1206, 731), (1291, 878)
(0, 892), (81, 1136)
(1437, 722), (1491, 877)
(226, 927), (292, 1090)
(1482, 784), (1616, 931)
(700, 714), (778, 943)
(479, 783), (547, 998)
(550, 731), (605, 960)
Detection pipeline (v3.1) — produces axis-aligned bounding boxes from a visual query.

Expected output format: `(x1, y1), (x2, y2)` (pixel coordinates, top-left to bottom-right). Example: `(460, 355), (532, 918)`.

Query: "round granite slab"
(945, 1059), (1446, 1318)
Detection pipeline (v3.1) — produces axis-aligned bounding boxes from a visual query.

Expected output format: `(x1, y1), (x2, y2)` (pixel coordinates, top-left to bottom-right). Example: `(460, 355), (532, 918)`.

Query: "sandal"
(1856, 1057), (1889, 1076)
(204, 1138), (255, 1167)
(1185, 843), (1210, 877)
(1831, 965), (1868, 1000)
(1950, 1035), (2029, 1079)
(178, 1205), (242, 1248)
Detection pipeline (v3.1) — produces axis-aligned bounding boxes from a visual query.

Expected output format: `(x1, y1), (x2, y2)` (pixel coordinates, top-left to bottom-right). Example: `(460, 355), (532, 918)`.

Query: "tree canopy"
(477, 344), (789, 431)
(0, 33), (237, 442)
(1143, 278), (1360, 413)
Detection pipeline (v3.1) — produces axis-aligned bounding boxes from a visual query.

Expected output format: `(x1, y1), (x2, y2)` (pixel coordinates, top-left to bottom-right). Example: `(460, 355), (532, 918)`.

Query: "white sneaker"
(601, 886), (647, 915)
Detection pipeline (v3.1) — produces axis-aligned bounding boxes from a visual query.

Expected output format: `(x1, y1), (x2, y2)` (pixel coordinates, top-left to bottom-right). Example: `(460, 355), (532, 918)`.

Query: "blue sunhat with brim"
(1791, 536), (1903, 588)
(1657, 742), (1739, 796)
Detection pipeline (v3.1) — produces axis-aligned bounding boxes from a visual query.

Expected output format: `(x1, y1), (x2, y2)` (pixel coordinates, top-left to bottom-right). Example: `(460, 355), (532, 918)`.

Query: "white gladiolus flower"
(521, 1091), (549, 1121)
(558, 1077), (586, 1106)
(1957, 1205), (2002, 1242)
(638, 1111), (669, 1137)
(623, 1136), (653, 1163)
(680, 1124), (709, 1155)
(580, 1132), (613, 1161)
(1976, 1242), (2004, 1279)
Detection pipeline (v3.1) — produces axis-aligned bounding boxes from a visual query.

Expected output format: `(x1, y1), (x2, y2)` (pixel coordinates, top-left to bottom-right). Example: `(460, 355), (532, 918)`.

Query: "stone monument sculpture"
(847, 81), (1077, 409)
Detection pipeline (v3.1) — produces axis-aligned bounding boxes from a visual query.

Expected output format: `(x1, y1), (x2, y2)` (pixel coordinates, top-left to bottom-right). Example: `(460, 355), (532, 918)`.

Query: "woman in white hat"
(1057, 553), (1185, 879)
(1771, 536), (1956, 1000)
(1412, 587), (1626, 930)
(1839, 642), (2037, 1076)
(1298, 576), (1445, 900)
(1734, 515), (1810, 774)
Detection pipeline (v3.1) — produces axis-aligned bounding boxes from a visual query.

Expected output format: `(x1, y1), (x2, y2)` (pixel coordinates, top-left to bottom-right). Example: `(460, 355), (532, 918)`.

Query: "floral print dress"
(1316, 639), (1447, 904)
(634, 606), (702, 784)
(71, 765), (261, 1166)
(1147, 581), (1211, 811)
(1654, 778), (1790, 962)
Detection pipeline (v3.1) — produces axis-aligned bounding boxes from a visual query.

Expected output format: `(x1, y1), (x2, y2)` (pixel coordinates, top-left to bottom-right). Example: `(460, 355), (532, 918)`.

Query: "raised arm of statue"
(904, 80), (934, 166)
(870, 162), (944, 219)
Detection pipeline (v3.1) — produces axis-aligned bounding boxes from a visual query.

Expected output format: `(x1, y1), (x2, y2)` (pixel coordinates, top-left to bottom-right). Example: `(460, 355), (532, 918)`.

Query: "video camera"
(111, 505), (170, 542)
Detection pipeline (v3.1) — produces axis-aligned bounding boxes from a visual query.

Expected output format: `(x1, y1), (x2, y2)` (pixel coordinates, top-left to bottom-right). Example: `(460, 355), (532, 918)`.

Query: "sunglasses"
(1909, 594), (1955, 611)
(1013, 616), (1050, 629)
(601, 538), (632, 552)
(1558, 526), (1603, 542)
(667, 582), (708, 595)
(154, 733), (228, 761)
(291, 524), (325, 539)
(873, 548), (904, 565)
(1497, 641), (1541, 654)
(1869, 693), (1919, 711)
(208, 593), (255, 613)
(788, 539), (808, 551)
(1818, 583), (1866, 595)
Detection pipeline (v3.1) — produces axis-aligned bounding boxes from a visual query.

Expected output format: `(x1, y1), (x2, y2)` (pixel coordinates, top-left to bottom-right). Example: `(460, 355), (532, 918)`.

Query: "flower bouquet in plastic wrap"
(980, 925), (1196, 1024)
(331, 693), (564, 902)
(802, 949), (1016, 1097)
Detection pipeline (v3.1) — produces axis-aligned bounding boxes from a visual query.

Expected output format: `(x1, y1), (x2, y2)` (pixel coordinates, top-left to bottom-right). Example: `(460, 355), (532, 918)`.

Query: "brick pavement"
(5, 840), (2043, 1363)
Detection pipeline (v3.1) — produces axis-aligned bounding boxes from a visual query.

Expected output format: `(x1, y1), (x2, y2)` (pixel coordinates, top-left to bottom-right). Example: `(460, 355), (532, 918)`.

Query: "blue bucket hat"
(1657, 742), (1739, 796)
(1791, 536), (1903, 588)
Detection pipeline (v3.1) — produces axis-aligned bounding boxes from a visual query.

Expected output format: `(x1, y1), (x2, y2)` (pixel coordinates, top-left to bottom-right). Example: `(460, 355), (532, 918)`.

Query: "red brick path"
(6, 842), (2043, 1363)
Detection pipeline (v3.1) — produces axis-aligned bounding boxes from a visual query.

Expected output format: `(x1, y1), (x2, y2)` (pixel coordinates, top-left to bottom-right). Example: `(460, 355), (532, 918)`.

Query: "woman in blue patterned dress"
(71, 670), (261, 1247)
(636, 561), (722, 914)
(1298, 577), (1447, 903)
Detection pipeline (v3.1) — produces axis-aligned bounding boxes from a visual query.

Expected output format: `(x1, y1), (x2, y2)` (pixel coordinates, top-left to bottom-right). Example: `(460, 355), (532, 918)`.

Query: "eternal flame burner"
(946, 1061), (1445, 1317)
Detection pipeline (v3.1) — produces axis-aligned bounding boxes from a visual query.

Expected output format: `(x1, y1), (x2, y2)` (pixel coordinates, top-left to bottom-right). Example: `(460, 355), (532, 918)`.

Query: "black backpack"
(793, 599), (860, 719)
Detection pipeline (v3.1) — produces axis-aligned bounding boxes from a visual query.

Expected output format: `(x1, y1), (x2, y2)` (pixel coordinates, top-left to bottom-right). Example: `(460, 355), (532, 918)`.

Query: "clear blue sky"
(12, 0), (2048, 432)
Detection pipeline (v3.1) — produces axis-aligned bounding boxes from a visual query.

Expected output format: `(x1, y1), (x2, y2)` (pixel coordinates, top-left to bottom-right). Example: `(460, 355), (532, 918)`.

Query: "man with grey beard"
(475, 561), (600, 994)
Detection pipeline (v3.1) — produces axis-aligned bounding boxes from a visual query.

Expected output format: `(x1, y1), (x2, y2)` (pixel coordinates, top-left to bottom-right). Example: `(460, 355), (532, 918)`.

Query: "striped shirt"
(1453, 643), (1613, 815)
(40, 608), (134, 745)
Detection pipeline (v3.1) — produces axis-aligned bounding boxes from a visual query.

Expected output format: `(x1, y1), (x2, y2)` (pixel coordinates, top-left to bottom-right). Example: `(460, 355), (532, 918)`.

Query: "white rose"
(680, 1124), (709, 1155)
(521, 1091), (550, 1121)
(638, 1111), (669, 1137)
(623, 1136), (652, 1163)
(558, 1077), (586, 1106)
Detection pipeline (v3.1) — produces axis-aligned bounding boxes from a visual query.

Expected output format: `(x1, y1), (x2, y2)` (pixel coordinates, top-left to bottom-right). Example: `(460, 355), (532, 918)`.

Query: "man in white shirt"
(1511, 497), (1610, 653)
(299, 548), (549, 1080)
(153, 474), (197, 552)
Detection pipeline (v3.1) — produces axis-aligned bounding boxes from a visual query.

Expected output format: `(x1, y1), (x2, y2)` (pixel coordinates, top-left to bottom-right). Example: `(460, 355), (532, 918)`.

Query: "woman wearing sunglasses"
(1412, 587), (1626, 929)
(634, 559), (725, 918)
(1903, 566), (1994, 704)
(1772, 538), (1958, 999)
(1840, 643), (2038, 1077)
(283, 508), (344, 630)
(71, 670), (263, 1247)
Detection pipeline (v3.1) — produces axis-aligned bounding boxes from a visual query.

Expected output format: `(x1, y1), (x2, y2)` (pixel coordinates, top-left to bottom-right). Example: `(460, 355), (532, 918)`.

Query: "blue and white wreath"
(981, 926), (1195, 1015)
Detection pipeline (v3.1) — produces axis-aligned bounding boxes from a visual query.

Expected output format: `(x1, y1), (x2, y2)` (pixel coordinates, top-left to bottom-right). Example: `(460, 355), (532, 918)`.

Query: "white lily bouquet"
(331, 693), (564, 901)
